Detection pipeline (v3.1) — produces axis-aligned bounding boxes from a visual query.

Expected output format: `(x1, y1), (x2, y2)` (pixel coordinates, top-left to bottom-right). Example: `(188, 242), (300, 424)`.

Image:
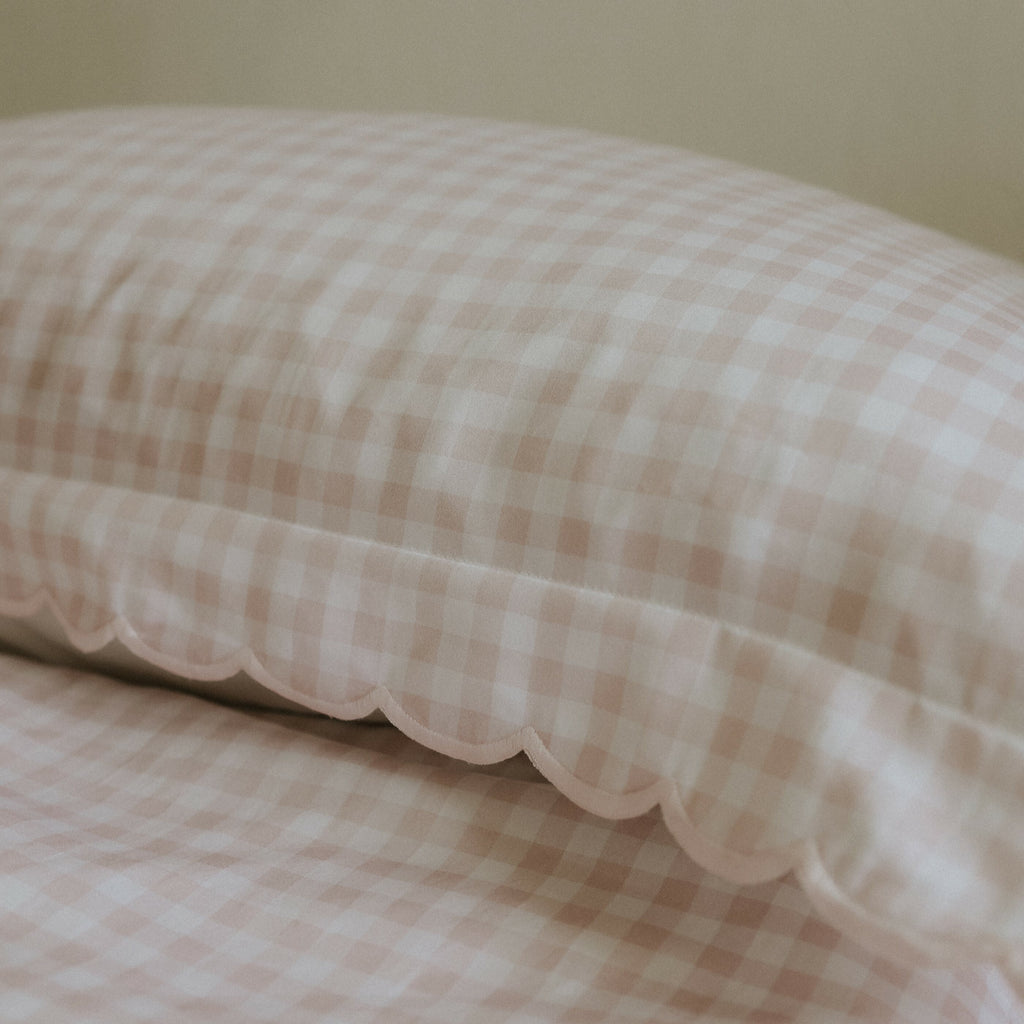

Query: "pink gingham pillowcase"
(1, 107), (1022, 979)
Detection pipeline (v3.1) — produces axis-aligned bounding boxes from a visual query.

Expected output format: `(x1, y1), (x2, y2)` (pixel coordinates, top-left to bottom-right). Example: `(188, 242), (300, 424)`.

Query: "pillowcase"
(1, 107), (1022, 979)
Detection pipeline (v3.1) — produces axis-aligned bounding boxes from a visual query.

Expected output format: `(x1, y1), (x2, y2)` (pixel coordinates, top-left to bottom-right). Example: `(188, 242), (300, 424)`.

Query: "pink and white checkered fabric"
(1, 652), (1020, 1023)
(1, 108), (1023, 978)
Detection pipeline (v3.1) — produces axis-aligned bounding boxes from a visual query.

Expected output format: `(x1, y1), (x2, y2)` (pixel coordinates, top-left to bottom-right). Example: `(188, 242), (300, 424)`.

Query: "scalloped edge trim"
(1, 587), (1021, 990)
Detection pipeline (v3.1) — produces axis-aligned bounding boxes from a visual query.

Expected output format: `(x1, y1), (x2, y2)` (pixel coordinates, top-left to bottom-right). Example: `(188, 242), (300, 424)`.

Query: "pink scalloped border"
(1, 585), (1021, 992)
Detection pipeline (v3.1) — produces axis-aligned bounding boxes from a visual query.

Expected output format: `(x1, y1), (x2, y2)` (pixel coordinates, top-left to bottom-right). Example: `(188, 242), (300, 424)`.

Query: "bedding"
(1, 651), (1020, 1023)
(1, 107), (1023, 1019)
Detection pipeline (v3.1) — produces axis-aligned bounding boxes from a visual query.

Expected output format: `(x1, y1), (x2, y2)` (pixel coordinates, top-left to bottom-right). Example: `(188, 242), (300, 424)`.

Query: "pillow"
(1, 107), (1022, 978)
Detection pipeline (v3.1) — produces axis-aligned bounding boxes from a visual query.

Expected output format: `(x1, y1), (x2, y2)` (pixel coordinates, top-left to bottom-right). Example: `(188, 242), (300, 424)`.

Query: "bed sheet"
(0, 651), (1018, 1023)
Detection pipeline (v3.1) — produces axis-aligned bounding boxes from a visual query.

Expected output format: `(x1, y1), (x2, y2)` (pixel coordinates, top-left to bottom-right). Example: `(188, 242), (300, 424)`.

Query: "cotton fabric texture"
(2, 652), (1020, 1023)
(0, 108), (1022, 980)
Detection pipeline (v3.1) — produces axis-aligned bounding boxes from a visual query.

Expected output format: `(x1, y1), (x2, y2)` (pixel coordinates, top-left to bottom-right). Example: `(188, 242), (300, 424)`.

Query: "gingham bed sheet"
(0, 652), (1018, 1024)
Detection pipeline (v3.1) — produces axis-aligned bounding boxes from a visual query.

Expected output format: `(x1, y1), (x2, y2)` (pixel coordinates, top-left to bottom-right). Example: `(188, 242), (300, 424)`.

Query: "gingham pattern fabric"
(1, 652), (1020, 1023)
(0, 108), (1023, 976)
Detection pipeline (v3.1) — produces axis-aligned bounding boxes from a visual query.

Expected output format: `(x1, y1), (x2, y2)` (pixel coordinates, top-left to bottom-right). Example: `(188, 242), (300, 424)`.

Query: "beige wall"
(2, 1), (1022, 262)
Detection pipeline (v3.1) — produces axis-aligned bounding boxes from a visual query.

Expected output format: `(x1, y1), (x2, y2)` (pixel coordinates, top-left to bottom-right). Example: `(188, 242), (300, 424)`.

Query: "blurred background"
(2, 0), (1022, 263)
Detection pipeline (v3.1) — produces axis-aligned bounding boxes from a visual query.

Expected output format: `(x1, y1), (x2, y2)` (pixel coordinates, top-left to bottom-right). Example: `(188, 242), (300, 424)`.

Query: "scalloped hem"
(1, 587), (1021, 990)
